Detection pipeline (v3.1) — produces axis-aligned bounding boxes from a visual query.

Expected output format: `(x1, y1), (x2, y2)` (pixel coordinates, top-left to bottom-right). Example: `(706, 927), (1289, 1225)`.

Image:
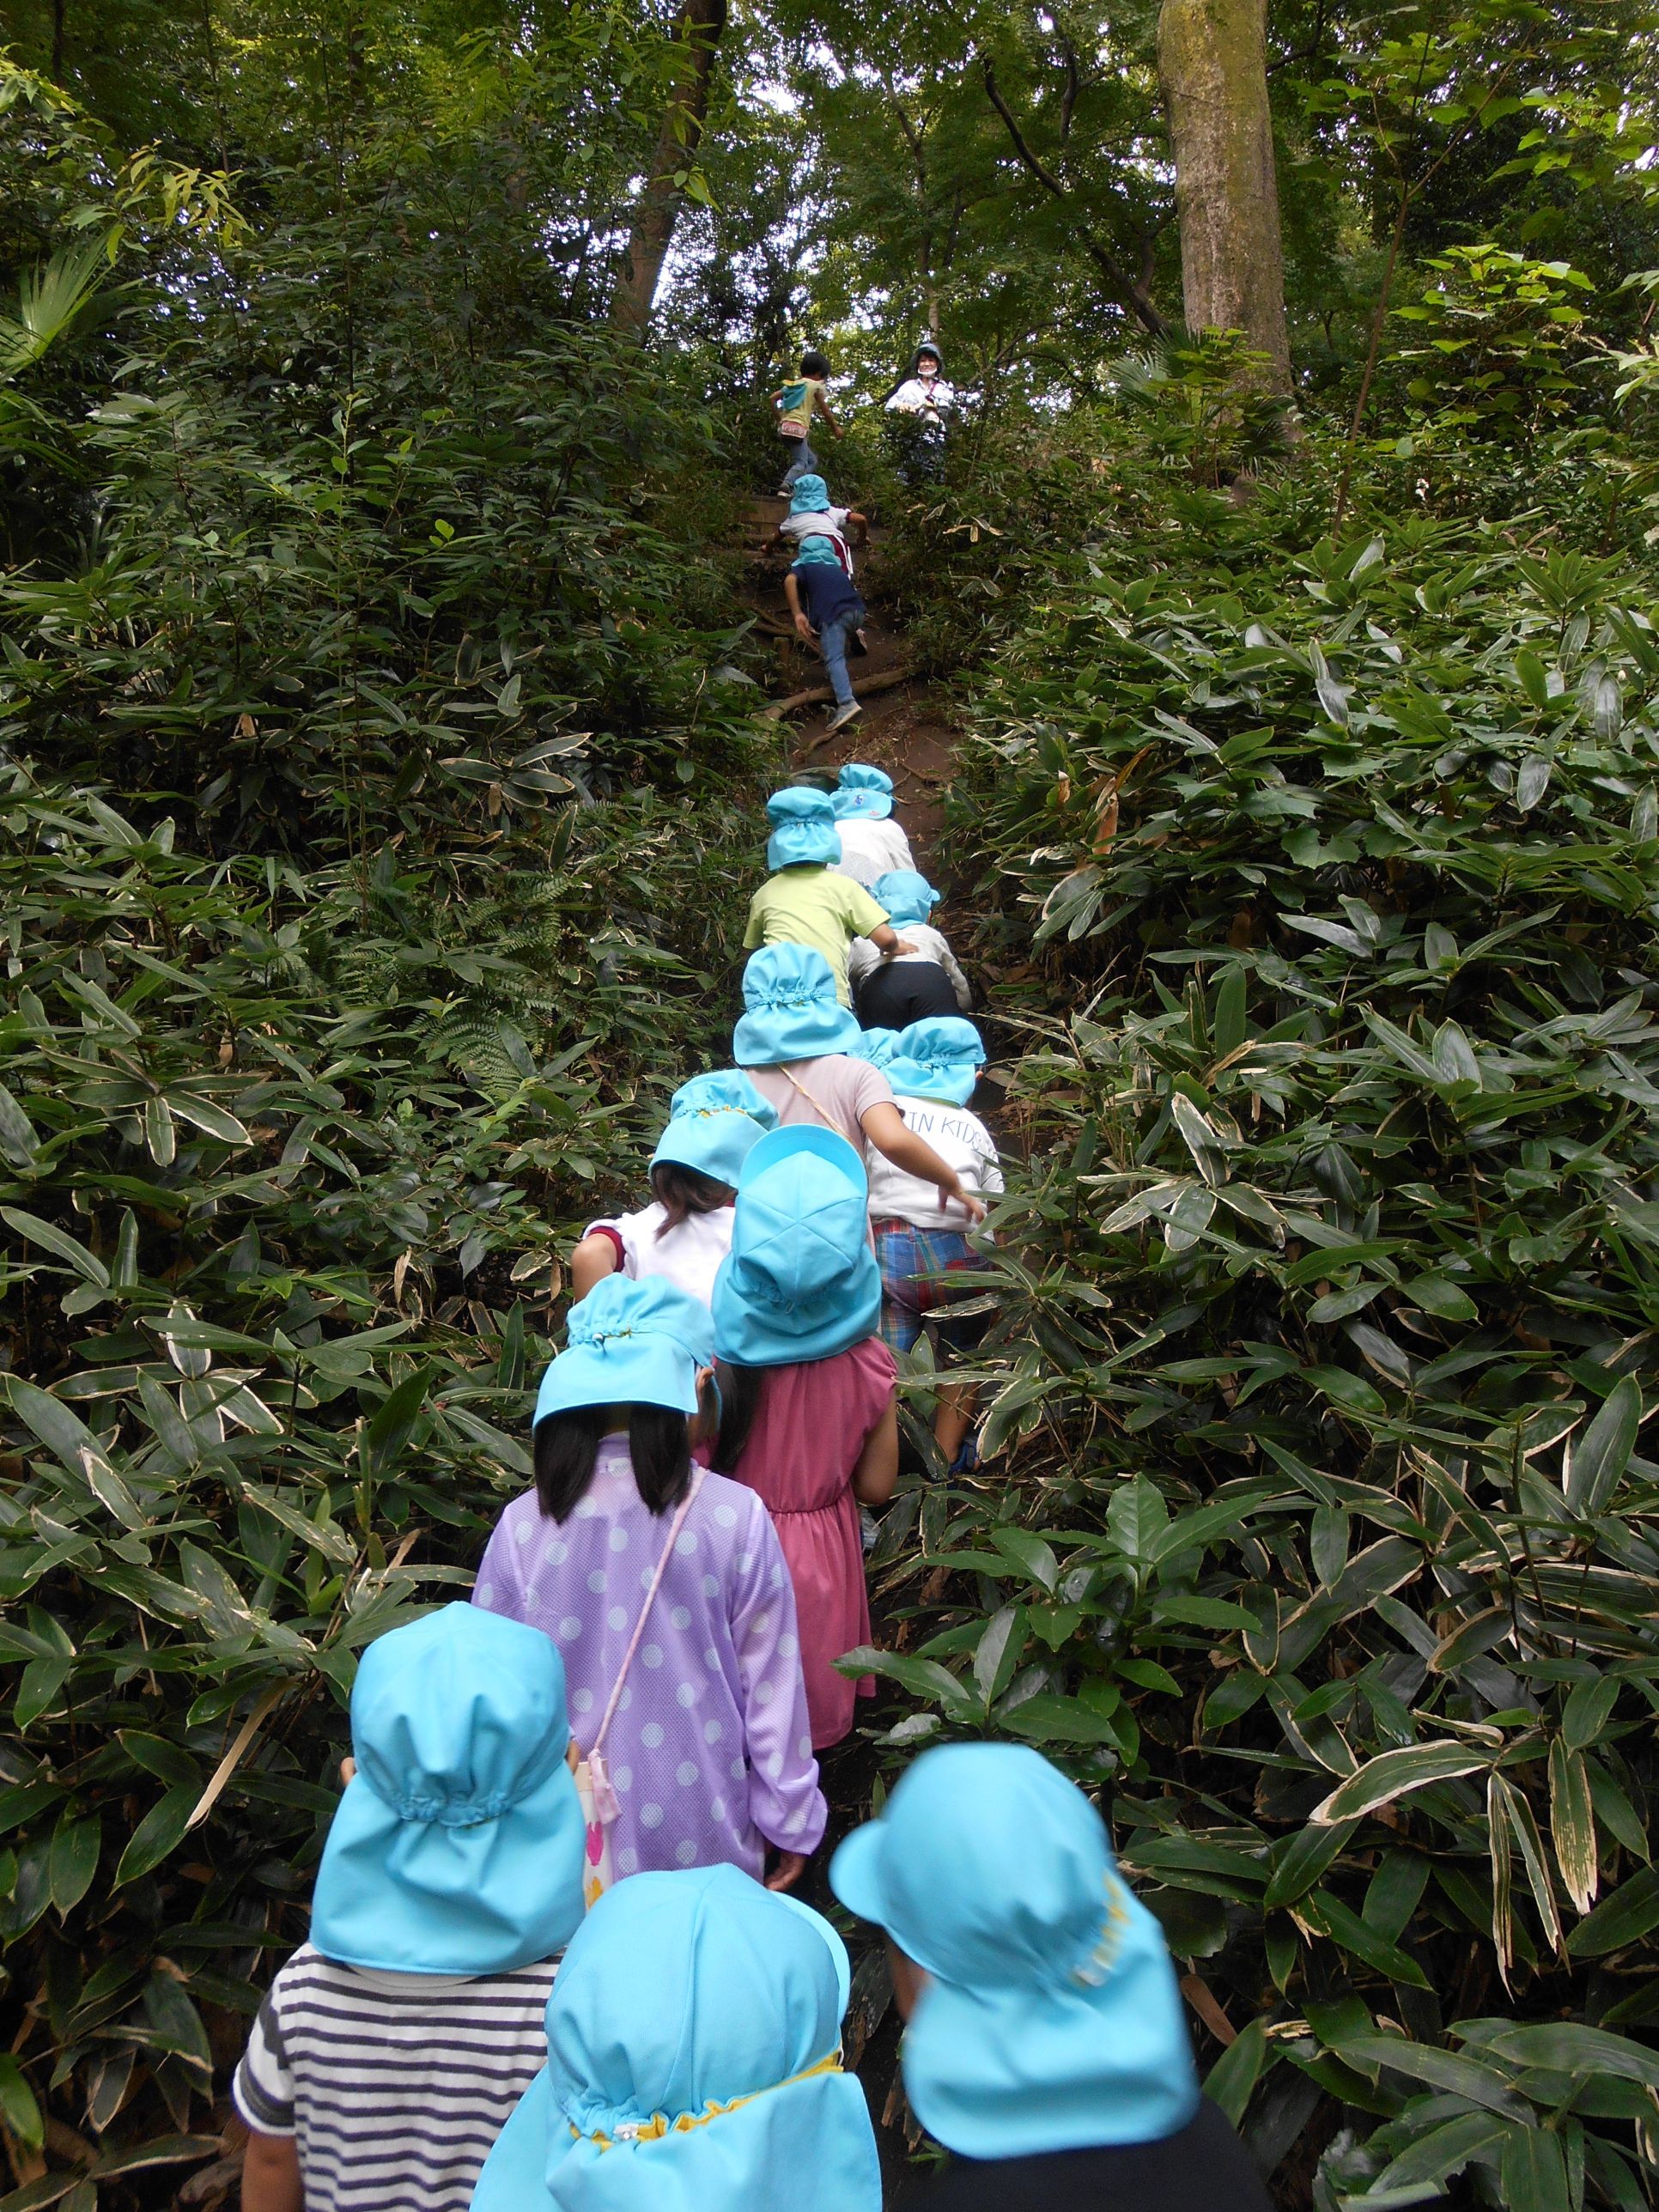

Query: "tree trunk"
(611, 0), (727, 338)
(1157, 0), (1291, 391)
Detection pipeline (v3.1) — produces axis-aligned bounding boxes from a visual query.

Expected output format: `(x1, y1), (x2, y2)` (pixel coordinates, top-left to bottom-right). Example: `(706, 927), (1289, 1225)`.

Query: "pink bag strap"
(590, 1468), (706, 1762)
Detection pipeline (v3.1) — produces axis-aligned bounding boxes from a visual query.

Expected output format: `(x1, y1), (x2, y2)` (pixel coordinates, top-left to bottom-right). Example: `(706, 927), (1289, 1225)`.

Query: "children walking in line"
(851, 868), (973, 1027)
(744, 786), (913, 1008)
(473, 1274), (826, 1891)
(233, 1604), (586, 2212)
(732, 945), (988, 1225)
(769, 349), (842, 494)
(786, 553), (869, 736)
(830, 763), (917, 887)
(867, 1019), (1002, 1475)
(709, 1127), (897, 1748)
(570, 1070), (777, 1307)
(831, 1743), (1272, 2212)
(472, 1866), (882, 2212)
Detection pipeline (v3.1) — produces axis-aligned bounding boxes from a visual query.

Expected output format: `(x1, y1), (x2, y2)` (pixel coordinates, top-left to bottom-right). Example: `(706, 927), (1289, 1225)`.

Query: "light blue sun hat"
(847, 1025), (902, 1070)
(872, 869), (939, 927)
(650, 1070), (779, 1188)
(711, 1126), (882, 1367)
(767, 785), (843, 870)
(830, 1742), (1199, 2160)
(309, 1603), (585, 1976)
(472, 1866), (881, 2212)
(535, 1274), (714, 1422)
(787, 473), (832, 514)
(883, 1017), (986, 1105)
(832, 763), (896, 821)
(732, 945), (861, 1066)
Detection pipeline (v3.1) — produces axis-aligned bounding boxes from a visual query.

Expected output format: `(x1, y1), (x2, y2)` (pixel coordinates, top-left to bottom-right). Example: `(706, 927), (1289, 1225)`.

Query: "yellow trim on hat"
(575, 2049), (844, 2151)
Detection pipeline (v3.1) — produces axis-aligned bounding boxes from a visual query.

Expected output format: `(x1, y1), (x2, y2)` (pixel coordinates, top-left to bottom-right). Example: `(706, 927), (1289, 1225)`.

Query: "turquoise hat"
(309, 1604), (585, 1975)
(711, 1127), (881, 1367)
(832, 763), (895, 821)
(787, 473), (831, 514)
(650, 1070), (779, 1188)
(847, 1025), (902, 1070)
(732, 945), (862, 1066)
(872, 869), (939, 927)
(767, 785), (842, 870)
(536, 1275), (713, 1422)
(472, 1867), (881, 2212)
(830, 1743), (1199, 2160)
(883, 1017), (986, 1106)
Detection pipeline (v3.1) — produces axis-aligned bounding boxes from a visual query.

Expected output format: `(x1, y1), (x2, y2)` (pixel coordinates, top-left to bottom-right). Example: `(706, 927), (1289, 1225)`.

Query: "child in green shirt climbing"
(769, 349), (843, 495)
(746, 787), (915, 1006)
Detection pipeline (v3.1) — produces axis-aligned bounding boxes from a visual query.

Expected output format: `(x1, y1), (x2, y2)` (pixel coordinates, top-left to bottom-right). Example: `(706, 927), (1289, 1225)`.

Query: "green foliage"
(1391, 246), (1596, 445)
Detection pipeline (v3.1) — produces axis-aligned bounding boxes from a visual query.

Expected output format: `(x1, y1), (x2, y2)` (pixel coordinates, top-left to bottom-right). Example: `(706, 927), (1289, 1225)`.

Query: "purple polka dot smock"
(473, 1437), (826, 1881)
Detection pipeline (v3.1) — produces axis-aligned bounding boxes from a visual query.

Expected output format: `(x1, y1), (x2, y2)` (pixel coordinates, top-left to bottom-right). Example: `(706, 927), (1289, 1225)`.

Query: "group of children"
(233, 769), (1273, 2210)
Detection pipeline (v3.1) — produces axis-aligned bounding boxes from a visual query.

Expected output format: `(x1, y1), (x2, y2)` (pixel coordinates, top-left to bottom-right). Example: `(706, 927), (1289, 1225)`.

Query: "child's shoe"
(946, 1431), (981, 1480)
(851, 628), (871, 659)
(826, 699), (862, 732)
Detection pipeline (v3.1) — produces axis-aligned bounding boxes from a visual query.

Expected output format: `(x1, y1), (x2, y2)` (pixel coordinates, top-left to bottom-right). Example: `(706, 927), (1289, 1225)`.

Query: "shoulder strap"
(590, 1467), (706, 1761)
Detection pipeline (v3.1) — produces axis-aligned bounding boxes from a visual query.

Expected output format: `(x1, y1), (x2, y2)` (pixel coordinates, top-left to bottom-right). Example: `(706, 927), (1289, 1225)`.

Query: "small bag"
(571, 1467), (706, 1910)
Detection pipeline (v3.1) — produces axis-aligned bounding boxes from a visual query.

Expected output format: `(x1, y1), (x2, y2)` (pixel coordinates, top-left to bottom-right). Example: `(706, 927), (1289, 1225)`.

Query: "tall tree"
(1157, 0), (1290, 388)
(611, 0), (728, 337)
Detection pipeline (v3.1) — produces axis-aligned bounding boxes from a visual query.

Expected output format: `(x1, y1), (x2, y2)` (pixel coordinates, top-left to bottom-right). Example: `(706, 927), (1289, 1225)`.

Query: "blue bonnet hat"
(732, 945), (861, 1066)
(872, 869), (939, 927)
(832, 763), (895, 821)
(787, 473), (832, 514)
(830, 1743), (1199, 2160)
(883, 1018), (986, 1107)
(767, 785), (843, 870)
(471, 1866), (881, 2212)
(847, 1025), (902, 1070)
(536, 1274), (714, 1421)
(650, 1069), (779, 1188)
(309, 1603), (585, 1975)
(711, 1127), (882, 1367)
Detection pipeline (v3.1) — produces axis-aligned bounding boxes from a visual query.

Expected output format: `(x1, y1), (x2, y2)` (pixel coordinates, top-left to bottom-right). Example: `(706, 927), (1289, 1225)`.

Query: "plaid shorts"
(872, 1220), (990, 1357)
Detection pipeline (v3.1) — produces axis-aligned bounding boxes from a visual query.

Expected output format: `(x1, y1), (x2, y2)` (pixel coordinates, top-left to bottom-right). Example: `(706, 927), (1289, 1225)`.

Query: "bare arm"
(784, 570), (814, 641)
(869, 923), (918, 957)
(817, 396), (844, 438)
(241, 2133), (303, 2212)
(571, 1232), (622, 1301)
(860, 1101), (988, 1223)
(851, 1395), (899, 1505)
(846, 508), (869, 544)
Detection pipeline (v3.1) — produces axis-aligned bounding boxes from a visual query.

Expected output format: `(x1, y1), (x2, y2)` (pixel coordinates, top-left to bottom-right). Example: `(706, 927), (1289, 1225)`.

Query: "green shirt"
(744, 867), (889, 1006)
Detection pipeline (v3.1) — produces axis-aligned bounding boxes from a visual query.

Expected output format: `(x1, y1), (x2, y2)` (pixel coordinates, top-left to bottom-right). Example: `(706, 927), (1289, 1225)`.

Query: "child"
(769, 348), (842, 494)
(473, 1273), (825, 1891)
(786, 556), (869, 737)
(866, 1019), (1002, 1475)
(744, 786), (914, 1008)
(233, 1604), (586, 2212)
(831, 1742), (1272, 2212)
(472, 1866), (882, 2212)
(570, 1070), (777, 1307)
(850, 868), (973, 1027)
(710, 1126), (896, 1748)
(732, 945), (988, 1228)
(829, 763), (917, 888)
(779, 472), (867, 574)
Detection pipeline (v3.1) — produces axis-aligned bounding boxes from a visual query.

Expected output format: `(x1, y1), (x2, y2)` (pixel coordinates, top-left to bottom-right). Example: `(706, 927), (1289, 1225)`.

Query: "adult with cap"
(866, 1018), (1002, 1476)
(884, 337), (955, 483)
(830, 1743), (1273, 2212)
(472, 1865), (881, 2212)
(473, 1273), (825, 1893)
(850, 867), (973, 1028)
(744, 784), (915, 1010)
(708, 1126), (896, 1747)
(829, 763), (918, 890)
(234, 1604), (586, 2212)
(732, 944), (988, 1225)
(570, 1070), (779, 1308)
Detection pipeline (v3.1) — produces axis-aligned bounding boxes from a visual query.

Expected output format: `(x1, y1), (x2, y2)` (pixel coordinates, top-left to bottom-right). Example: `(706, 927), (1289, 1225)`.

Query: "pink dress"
(726, 1338), (897, 1748)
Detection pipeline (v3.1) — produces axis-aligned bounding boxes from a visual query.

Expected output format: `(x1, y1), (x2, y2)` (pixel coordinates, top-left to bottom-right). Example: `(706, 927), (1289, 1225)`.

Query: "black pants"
(855, 961), (962, 1029)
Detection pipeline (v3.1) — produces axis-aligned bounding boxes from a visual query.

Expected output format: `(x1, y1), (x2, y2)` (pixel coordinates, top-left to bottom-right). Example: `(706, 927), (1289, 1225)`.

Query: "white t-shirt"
(780, 509), (855, 575)
(886, 376), (955, 416)
(848, 922), (971, 1007)
(585, 1201), (734, 1306)
(865, 1096), (1003, 1231)
(830, 816), (915, 888)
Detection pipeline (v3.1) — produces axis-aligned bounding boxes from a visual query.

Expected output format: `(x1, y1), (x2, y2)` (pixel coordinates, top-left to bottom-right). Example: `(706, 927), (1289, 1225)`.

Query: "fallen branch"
(760, 665), (912, 720)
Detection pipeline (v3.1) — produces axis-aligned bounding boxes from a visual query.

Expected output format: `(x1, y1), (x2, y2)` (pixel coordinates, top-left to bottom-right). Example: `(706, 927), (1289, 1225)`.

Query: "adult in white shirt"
(884, 341), (953, 483)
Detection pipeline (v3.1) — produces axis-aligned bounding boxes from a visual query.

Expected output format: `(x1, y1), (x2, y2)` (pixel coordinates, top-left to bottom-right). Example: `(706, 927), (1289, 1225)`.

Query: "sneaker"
(860, 1505), (880, 1553)
(825, 700), (862, 732)
(946, 1432), (981, 1480)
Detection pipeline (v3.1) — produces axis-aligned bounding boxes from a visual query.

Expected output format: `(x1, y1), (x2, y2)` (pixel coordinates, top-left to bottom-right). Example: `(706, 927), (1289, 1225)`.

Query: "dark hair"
(534, 1402), (692, 1519)
(710, 1360), (764, 1474)
(799, 349), (830, 379)
(649, 1161), (735, 1237)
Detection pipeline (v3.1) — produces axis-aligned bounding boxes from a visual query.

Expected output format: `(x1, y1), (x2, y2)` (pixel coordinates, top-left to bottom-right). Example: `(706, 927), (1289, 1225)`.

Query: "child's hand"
(765, 1850), (808, 1893)
(834, 424), (846, 439)
(793, 612), (816, 641)
(887, 936), (919, 956)
(940, 1176), (988, 1224)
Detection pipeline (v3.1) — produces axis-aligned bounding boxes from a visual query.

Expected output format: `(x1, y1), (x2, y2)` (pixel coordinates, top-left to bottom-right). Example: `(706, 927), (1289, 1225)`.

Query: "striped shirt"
(230, 1944), (556, 2212)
